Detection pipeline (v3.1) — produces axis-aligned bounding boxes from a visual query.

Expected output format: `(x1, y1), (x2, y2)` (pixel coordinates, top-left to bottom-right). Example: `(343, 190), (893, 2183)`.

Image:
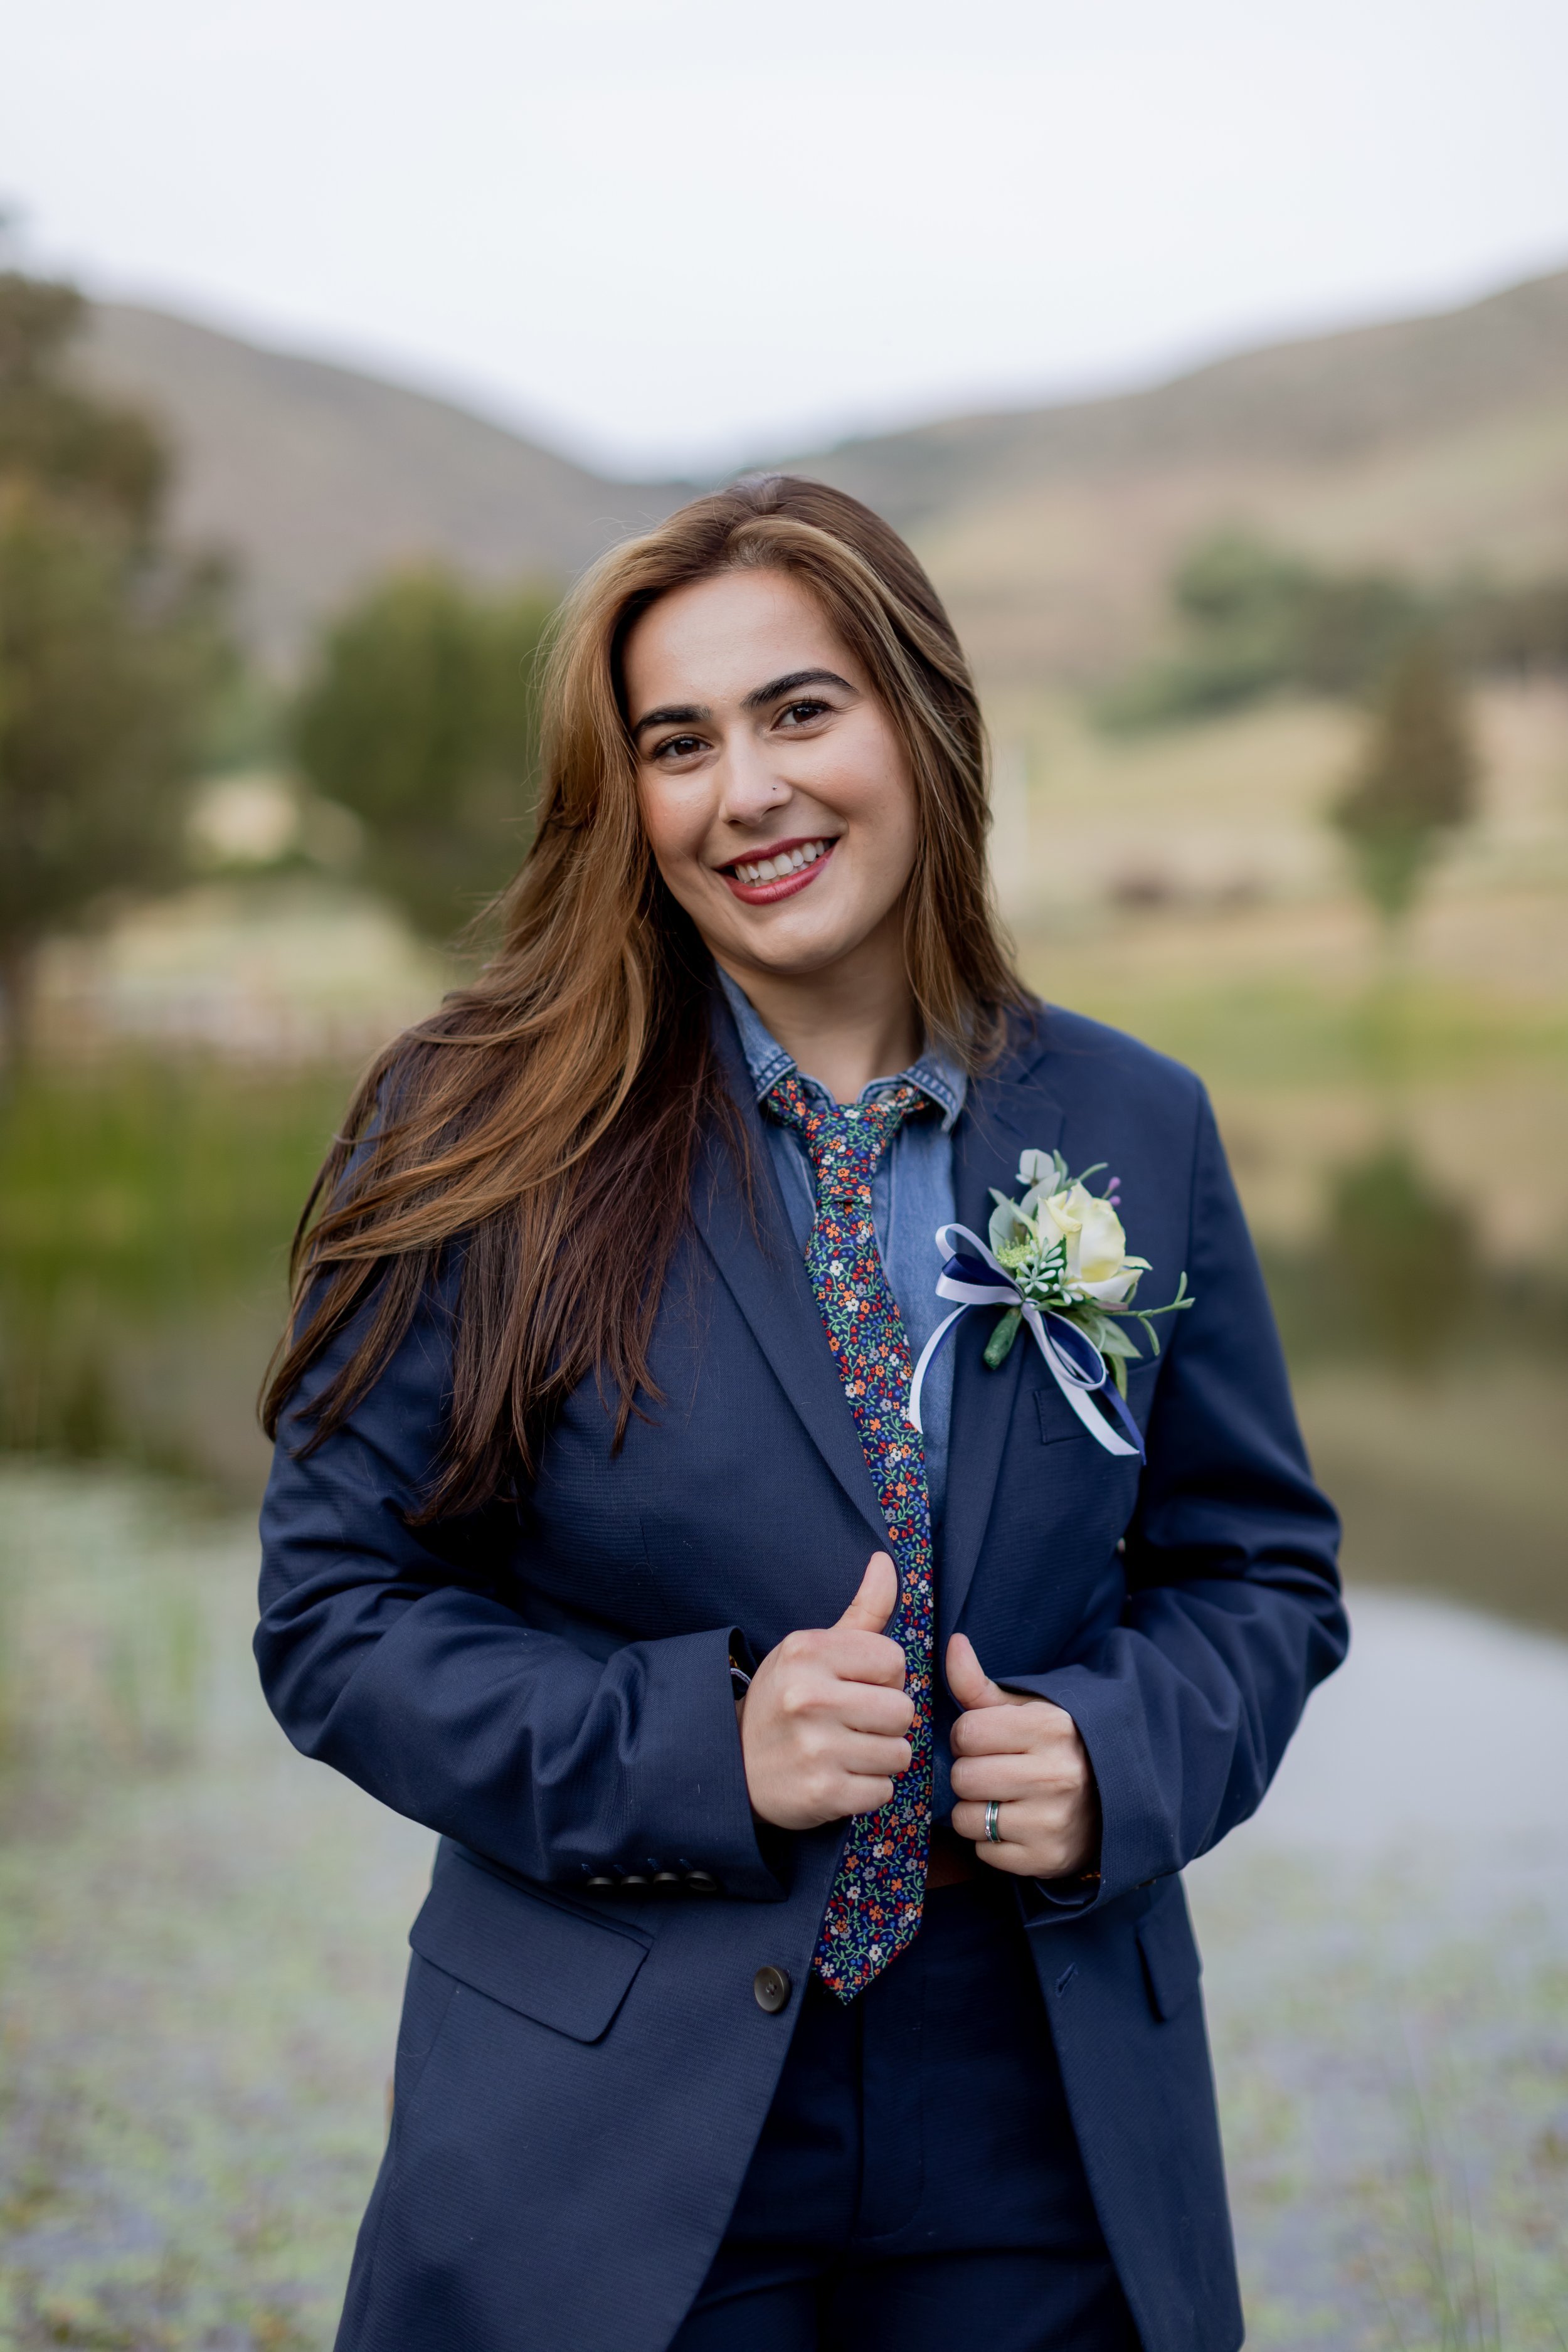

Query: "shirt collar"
(716, 968), (967, 1133)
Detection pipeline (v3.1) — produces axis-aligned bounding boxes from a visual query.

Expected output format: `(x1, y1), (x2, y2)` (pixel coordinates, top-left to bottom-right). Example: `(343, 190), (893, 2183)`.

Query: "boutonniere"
(906, 1148), (1194, 1460)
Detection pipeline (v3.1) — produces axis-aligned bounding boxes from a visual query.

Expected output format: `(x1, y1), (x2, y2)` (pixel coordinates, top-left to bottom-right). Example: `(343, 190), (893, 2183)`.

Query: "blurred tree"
(0, 276), (167, 530)
(1100, 531), (1424, 729)
(1330, 635), (1478, 928)
(1103, 529), (1568, 736)
(0, 270), (230, 1066)
(1328, 1142), (1476, 1377)
(291, 568), (555, 944)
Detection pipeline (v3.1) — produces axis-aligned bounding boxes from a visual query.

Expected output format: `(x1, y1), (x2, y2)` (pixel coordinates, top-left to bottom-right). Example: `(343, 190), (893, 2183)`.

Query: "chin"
(743, 926), (872, 978)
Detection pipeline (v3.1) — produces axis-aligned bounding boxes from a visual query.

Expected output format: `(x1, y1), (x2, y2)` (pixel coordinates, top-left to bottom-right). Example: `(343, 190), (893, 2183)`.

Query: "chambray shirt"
(717, 970), (965, 1531)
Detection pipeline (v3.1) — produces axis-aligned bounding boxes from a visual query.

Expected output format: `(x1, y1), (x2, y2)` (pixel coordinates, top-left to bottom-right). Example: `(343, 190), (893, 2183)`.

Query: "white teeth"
(732, 840), (829, 886)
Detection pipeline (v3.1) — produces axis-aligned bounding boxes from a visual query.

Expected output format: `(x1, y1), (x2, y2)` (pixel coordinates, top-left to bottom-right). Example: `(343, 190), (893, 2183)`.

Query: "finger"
(950, 1752), (1073, 1803)
(952, 1798), (1083, 1876)
(972, 1839), (1036, 1876)
(824, 1628), (909, 1689)
(839, 1684), (917, 1737)
(836, 1551), (899, 1634)
(840, 1773), (898, 1816)
(950, 1702), (1059, 1756)
(945, 1632), (1027, 1712)
(767, 1648), (906, 1734)
(837, 1730), (914, 1779)
(950, 1703), (1072, 1759)
(951, 1799), (1024, 1846)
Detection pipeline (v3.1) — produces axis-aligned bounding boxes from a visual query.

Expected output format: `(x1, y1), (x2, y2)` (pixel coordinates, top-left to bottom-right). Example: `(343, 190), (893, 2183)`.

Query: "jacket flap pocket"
(1136, 1882), (1202, 2022)
(411, 1853), (650, 2044)
(1033, 1360), (1155, 1451)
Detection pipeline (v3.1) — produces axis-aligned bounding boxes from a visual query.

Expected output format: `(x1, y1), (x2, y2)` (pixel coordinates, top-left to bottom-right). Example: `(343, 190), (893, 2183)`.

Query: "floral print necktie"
(766, 1075), (935, 2002)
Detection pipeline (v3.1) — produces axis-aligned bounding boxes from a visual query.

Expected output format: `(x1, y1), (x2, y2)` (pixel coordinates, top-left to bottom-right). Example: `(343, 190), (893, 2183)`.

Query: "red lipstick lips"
(719, 835), (837, 906)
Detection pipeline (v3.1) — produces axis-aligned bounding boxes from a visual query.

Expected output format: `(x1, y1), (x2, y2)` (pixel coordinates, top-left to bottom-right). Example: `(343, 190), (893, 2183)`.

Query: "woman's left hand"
(946, 1633), (1101, 1880)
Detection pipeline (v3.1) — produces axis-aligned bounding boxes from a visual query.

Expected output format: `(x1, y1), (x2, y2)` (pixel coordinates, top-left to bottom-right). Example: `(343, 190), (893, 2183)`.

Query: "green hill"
(800, 266), (1568, 681)
(80, 267), (1568, 679)
(79, 304), (685, 665)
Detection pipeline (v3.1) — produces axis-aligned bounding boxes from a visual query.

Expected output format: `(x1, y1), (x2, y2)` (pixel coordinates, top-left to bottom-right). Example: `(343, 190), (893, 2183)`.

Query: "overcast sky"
(5, 0), (1567, 474)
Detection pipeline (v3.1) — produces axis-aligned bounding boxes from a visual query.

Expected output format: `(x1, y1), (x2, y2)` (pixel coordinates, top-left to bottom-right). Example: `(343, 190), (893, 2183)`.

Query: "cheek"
(839, 744), (918, 879)
(636, 776), (700, 872)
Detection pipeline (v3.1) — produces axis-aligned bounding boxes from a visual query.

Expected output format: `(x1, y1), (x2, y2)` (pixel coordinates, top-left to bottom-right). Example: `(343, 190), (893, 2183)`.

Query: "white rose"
(1039, 1184), (1144, 1303)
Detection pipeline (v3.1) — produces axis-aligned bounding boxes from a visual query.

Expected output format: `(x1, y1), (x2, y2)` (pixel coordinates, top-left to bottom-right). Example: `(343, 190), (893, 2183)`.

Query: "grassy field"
(990, 674), (1568, 930)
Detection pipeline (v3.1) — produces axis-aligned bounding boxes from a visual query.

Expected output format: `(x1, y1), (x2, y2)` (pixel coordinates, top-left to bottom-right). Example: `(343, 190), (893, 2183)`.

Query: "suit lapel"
(938, 1041), (1064, 1647)
(693, 1025), (889, 1551)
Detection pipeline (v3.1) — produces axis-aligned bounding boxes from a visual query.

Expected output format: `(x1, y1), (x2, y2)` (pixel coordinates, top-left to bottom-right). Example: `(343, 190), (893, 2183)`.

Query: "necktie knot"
(766, 1076), (926, 1207)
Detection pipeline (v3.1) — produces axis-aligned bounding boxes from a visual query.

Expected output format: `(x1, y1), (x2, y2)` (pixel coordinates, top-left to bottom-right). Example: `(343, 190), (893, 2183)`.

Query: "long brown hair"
(262, 475), (1024, 1516)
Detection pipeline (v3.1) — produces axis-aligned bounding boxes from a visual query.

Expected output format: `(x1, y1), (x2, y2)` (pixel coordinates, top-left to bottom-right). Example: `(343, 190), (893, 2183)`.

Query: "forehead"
(622, 568), (857, 709)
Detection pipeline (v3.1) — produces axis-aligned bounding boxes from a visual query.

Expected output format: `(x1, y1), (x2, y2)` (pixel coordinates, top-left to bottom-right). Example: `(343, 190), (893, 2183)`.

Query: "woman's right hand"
(738, 1553), (914, 1830)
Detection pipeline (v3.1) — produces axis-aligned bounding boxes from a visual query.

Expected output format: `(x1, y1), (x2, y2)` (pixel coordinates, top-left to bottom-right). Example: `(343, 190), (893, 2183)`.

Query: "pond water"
(1, 1466), (1565, 2350)
(1189, 1594), (1568, 2346)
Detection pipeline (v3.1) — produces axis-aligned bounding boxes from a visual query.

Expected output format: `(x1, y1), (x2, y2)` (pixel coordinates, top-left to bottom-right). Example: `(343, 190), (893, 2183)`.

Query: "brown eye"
(777, 699), (829, 728)
(656, 734), (705, 760)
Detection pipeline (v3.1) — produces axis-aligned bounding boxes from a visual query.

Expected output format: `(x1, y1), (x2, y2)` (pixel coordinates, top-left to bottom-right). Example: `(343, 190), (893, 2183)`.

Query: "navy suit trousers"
(672, 1877), (1139, 2351)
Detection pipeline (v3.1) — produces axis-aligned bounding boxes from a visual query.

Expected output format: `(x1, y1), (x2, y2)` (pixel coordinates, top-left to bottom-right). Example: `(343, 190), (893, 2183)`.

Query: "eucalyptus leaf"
(1096, 1322), (1142, 1360)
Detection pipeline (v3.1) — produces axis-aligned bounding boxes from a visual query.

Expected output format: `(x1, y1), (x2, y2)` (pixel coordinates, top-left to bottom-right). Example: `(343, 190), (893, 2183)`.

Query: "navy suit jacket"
(257, 1000), (1345, 2352)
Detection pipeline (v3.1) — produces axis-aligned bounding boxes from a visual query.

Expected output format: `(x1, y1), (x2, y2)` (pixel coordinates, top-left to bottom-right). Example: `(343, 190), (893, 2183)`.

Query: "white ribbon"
(906, 1222), (1142, 1459)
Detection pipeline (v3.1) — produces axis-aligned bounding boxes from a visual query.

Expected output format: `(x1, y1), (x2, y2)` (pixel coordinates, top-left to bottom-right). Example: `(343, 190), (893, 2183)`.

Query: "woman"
(258, 476), (1345, 2352)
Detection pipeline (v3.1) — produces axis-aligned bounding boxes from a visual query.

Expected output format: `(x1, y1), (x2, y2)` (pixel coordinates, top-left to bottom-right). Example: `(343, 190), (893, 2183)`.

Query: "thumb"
(945, 1631), (1009, 1711)
(836, 1550), (899, 1634)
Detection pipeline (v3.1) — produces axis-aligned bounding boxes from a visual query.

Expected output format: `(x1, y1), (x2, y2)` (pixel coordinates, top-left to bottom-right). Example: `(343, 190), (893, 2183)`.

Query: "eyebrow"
(630, 702), (708, 741)
(629, 669), (856, 742)
(743, 668), (855, 709)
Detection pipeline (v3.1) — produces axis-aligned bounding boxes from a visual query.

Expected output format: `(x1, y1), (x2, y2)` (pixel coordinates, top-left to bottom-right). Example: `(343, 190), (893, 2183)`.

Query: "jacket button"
(685, 1870), (718, 1893)
(584, 1876), (614, 1889)
(753, 1965), (792, 2013)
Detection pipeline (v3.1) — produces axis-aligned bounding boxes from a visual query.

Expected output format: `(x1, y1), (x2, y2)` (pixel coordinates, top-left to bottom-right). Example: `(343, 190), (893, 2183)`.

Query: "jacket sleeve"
(255, 1259), (780, 1899)
(1009, 1085), (1347, 1910)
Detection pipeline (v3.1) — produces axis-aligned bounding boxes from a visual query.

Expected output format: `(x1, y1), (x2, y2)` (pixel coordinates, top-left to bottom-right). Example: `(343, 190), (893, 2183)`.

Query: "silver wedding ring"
(984, 1798), (1003, 1845)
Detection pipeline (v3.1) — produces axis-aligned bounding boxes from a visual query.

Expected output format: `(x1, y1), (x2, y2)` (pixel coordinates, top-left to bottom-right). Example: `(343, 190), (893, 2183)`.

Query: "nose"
(716, 728), (791, 829)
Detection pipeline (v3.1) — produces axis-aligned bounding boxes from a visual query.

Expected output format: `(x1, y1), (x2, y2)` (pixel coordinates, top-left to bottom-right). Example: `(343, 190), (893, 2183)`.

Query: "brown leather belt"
(924, 1823), (982, 1891)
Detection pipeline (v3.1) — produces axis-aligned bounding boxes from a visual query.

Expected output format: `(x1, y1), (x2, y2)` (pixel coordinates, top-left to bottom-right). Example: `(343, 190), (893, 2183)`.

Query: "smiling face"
(625, 567), (919, 989)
